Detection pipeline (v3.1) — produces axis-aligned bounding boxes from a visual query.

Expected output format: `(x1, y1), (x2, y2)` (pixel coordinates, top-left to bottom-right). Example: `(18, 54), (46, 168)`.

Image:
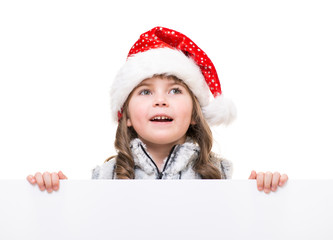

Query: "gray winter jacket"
(91, 138), (233, 180)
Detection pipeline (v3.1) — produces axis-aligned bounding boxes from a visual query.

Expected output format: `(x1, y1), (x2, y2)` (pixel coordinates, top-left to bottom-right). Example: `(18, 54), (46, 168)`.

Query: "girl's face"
(126, 76), (195, 146)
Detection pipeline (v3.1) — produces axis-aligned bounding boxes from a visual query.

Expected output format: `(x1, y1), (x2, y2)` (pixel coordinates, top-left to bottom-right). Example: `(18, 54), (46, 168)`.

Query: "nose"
(153, 94), (169, 107)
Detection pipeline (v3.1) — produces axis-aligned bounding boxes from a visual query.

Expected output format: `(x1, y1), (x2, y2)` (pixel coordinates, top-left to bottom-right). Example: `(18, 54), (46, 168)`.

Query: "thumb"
(58, 171), (68, 180)
(26, 175), (36, 184)
(249, 170), (257, 179)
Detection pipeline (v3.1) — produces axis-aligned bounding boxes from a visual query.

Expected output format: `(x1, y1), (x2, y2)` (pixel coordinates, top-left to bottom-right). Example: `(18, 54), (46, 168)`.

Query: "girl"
(27, 26), (288, 193)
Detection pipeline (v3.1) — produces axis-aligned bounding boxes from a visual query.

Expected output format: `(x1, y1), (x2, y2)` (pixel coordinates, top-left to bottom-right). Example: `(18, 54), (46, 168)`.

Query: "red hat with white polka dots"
(111, 26), (236, 126)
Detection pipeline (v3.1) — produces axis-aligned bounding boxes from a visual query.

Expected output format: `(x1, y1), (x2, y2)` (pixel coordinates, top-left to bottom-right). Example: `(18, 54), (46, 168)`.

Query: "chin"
(145, 135), (186, 145)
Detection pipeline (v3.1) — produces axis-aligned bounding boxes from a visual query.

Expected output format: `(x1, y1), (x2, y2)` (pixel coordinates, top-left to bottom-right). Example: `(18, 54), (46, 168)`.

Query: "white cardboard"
(0, 180), (332, 240)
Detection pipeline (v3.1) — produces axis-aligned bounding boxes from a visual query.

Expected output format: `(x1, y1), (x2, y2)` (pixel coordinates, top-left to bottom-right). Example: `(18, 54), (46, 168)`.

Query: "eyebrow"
(136, 80), (183, 88)
(136, 82), (152, 88)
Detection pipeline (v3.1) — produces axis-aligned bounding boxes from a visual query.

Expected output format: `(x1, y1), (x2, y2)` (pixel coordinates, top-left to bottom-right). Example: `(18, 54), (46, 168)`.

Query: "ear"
(190, 119), (196, 125)
(127, 118), (132, 127)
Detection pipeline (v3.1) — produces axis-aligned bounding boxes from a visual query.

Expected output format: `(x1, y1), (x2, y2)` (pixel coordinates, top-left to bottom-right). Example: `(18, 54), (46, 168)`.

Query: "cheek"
(185, 108), (194, 123)
(173, 97), (194, 123)
(183, 98), (194, 116)
(127, 98), (147, 127)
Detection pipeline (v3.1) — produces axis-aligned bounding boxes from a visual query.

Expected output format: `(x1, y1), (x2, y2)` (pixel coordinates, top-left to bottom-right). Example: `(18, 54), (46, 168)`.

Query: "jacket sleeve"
(91, 158), (116, 179)
(220, 158), (233, 179)
(210, 153), (233, 179)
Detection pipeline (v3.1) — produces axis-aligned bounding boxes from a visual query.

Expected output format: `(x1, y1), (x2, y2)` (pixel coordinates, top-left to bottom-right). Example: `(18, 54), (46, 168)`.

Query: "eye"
(169, 87), (182, 94)
(139, 89), (152, 95)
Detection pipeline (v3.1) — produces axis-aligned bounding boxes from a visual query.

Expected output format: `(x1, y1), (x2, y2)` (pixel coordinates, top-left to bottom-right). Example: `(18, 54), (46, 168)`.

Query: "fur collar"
(92, 138), (233, 179)
(130, 138), (200, 177)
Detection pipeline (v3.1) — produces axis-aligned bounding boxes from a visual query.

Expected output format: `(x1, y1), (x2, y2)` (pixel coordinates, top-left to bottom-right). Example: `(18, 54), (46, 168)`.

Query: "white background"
(0, 0), (332, 180)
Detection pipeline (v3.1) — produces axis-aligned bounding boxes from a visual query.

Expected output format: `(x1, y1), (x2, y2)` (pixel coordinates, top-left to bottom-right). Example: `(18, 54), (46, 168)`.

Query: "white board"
(0, 180), (332, 239)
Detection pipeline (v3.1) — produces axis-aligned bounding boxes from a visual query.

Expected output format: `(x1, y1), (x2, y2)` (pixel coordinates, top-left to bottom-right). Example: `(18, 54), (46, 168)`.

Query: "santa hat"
(111, 26), (236, 126)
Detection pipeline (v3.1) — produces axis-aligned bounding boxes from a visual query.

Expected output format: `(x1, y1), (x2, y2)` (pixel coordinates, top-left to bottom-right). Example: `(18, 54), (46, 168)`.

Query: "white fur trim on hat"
(202, 94), (237, 126)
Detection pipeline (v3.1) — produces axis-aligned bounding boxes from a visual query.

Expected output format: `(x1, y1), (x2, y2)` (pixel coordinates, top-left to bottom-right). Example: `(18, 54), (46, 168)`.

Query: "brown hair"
(106, 74), (222, 179)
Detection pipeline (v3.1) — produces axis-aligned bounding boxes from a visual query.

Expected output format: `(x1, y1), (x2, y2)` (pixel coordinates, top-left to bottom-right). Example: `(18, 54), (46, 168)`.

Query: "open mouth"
(150, 116), (173, 122)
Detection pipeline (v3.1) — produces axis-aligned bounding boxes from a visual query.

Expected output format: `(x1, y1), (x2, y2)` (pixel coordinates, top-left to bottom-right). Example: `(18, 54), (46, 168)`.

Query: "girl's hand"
(26, 171), (68, 193)
(249, 170), (288, 194)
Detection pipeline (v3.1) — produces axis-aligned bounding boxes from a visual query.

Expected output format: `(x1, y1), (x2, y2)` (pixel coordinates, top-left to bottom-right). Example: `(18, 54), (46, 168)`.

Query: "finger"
(264, 171), (273, 194)
(51, 172), (60, 191)
(271, 172), (281, 192)
(249, 170), (257, 179)
(34, 172), (45, 191)
(26, 175), (36, 184)
(279, 174), (289, 186)
(58, 171), (68, 180)
(43, 172), (53, 193)
(256, 172), (264, 191)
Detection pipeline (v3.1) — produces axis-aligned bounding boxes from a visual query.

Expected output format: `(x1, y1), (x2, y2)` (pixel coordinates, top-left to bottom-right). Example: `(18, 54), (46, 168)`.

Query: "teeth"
(153, 116), (171, 120)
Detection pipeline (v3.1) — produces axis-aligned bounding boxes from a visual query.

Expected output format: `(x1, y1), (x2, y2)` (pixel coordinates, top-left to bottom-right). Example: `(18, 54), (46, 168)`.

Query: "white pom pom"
(201, 95), (237, 126)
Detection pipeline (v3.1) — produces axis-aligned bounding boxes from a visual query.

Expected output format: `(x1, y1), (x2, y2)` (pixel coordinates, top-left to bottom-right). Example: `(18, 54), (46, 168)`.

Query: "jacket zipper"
(140, 144), (176, 179)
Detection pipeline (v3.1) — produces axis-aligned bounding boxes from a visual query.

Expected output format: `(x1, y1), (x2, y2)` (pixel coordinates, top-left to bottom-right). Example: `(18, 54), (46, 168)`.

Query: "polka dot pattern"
(128, 26), (222, 97)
